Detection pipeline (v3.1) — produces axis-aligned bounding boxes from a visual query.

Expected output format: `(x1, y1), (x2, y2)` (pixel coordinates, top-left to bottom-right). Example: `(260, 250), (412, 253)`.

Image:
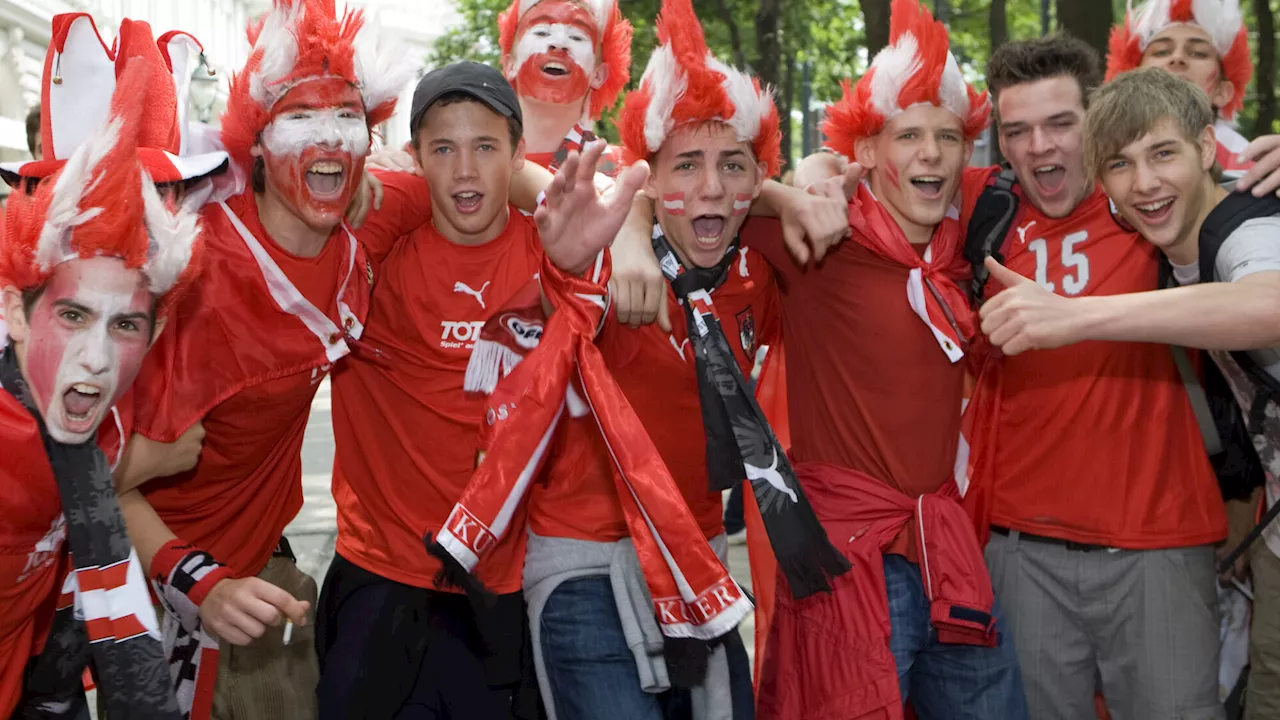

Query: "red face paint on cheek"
(732, 193), (752, 216)
(513, 2), (599, 105)
(24, 299), (70, 414)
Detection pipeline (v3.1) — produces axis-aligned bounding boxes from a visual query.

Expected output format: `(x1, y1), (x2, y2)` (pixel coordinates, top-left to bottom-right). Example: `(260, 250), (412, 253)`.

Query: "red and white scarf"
(848, 182), (974, 363)
(434, 253), (752, 641)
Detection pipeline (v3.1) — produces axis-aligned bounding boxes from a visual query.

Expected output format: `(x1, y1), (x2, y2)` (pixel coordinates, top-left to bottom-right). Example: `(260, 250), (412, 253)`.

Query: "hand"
(838, 160), (864, 203)
(200, 577), (310, 646)
(1235, 135), (1280, 198)
(366, 143), (420, 175)
(979, 257), (1084, 355)
(791, 151), (845, 191)
(344, 170), (384, 230)
(162, 422), (205, 476)
(609, 196), (671, 331)
(1217, 488), (1261, 586)
(536, 139), (649, 277)
(777, 182), (850, 265)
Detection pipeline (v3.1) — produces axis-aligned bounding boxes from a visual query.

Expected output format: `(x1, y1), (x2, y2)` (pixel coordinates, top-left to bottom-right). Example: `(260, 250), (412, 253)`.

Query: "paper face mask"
(259, 79), (370, 232)
(23, 257), (153, 444)
(511, 1), (599, 105)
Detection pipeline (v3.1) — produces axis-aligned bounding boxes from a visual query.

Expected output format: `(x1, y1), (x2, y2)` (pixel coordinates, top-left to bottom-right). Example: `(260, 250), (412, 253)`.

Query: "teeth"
(544, 62), (567, 72)
(912, 176), (942, 183)
(1035, 166), (1060, 174)
(72, 383), (99, 396)
(1138, 198), (1174, 212)
(457, 192), (479, 200)
(308, 162), (343, 174)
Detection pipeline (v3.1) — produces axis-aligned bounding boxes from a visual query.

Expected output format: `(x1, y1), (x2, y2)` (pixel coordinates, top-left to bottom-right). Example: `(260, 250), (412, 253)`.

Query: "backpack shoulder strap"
(962, 168), (1020, 306)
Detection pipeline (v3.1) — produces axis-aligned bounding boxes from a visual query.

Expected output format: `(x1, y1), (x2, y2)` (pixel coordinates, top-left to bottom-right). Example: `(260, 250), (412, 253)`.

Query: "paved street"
(286, 377), (758, 662)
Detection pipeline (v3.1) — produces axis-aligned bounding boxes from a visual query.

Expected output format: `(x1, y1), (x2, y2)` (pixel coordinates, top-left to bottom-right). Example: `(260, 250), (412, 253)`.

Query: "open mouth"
(691, 214), (726, 249)
(1134, 196), (1176, 225)
(61, 383), (103, 432)
(1031, 164), (1066, 195)
(910, 176), (944, 199)
(454, 190), (484, 215)
(541, 61), (570, 77)
(305, 161), (346, 198)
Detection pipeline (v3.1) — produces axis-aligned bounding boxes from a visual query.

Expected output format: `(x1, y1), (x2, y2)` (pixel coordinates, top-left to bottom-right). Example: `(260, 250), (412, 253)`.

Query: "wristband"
(151, 539), (235, 607)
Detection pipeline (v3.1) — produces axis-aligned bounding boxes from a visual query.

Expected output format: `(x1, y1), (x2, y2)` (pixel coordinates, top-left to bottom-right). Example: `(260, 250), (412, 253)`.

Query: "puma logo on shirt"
(453, 281), (491, 309)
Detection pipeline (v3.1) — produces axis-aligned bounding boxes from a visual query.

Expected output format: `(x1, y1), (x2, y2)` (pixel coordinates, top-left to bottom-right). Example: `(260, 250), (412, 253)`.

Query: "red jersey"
(962, 167), (1226, 548)
(331, 211), (543, 593)
(135, 190), (374, 577)
(743, 215), (967, 555)
(530, 243), (780, 543)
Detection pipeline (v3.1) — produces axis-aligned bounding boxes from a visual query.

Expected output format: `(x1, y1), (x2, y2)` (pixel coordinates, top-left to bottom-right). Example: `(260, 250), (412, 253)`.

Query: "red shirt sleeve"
(357, 169), (434, 262)
(739, 217), (800, 289)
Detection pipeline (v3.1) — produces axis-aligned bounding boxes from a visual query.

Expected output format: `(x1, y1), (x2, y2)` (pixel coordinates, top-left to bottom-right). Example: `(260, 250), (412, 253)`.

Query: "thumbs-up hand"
(979, 256), (1084, 356)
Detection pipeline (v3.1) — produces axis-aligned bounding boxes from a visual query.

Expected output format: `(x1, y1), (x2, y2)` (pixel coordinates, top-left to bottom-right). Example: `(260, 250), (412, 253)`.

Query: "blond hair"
(1084, 67), (1216, 179)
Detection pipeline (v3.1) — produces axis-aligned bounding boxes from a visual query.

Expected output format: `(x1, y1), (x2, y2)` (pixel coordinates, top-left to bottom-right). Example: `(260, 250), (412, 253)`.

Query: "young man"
(743, 1), (1024, 717)
(982, 66), (1280, 720)
(425, 1), (847, 716)
(1107, 0), (1255, 170)
(499, 0), (630, 170)
(110, 1), (415, 716)
(0, 58), (202, 718)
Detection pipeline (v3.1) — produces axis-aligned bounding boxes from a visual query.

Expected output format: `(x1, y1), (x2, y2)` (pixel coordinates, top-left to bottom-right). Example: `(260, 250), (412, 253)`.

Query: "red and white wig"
(617, 0), (781, 176)
(497, 0), (631, 121)
(822, 0), (990, 159)
(220, 0), (416, 173)
(0, 14), (229, 185)
(0, 60), (203, 317)
(1106, 0), (1252, 120)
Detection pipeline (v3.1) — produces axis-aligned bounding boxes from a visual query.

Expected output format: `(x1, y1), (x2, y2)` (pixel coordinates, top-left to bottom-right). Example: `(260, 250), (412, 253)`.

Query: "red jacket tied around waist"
(758, 462), (996, 720)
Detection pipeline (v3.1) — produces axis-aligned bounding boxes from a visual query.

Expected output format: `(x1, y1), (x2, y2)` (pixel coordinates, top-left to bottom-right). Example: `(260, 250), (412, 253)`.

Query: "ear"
(1198, 124), (1218, 172)
(853, 136), (877, 170)
(2, 286), (29, 345)
(996, 125), (1009, 163)
(250, 140), (264, 159)
(590, 62), (609, 91)
(1210, 79), (1236, 114)
(643, 163), (660, 201)
(149, 315), (169, 347)
(503, 54), (517, 79)
(512, 137), (527, 172)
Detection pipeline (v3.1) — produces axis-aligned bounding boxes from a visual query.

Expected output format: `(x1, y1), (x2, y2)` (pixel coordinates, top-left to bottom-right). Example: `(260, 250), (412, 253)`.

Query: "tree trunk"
(711, 0), (747, 68)
(755, 0), (784, 174)
(990, 0), (1008, 51)
(1253, 0), (1277, 136)
(781, 49), (796, 174)
(934, 0), (949, 24)
(862, 0), (891, 57)
(1055, 0), (1112, 58)
(801, 60), (814, 158)
(1040, 0), (1052, 36)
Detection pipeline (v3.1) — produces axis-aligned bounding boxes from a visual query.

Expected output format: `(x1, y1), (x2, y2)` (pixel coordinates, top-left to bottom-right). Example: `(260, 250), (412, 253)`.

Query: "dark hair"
(25, 107), (40, 159)
(252, 155), (266, 194)
(987, 35), (1103, 123)
(411, 91), (522, 152)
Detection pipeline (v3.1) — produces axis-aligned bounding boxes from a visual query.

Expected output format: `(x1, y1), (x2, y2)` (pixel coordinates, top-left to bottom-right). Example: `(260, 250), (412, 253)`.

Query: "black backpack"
(962, 169), (1265, 501)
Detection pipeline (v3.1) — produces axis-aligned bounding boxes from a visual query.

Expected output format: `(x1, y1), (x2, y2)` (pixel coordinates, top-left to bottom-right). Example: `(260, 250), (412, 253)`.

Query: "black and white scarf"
(2, 347), (180, 719)
(651, 225), (851, 599)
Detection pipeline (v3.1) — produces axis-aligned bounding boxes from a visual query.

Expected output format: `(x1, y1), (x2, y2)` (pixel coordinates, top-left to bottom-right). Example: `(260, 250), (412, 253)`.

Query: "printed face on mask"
(256, 79), (370, 234)
(646, 122), (765, 269)
(508, 1), (602, 106)
(4, 257), (155, 444)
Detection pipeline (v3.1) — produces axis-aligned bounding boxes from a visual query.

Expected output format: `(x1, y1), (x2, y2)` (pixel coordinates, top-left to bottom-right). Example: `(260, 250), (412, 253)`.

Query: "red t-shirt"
(139, 191), (355, 577)
(331, 211), (543, 593)
(743, 215), (968, 556)
(530, 243), (780, 543)
(962, 168), (1226, 548)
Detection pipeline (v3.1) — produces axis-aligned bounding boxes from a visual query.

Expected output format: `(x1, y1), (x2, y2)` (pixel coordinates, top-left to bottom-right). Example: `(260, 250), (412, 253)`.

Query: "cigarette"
(283, 620), (294, 645)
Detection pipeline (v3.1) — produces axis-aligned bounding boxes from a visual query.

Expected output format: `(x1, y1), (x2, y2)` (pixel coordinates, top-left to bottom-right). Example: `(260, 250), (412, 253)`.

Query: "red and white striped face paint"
(511, 1), (600, 106)
(647, 122), (765, 268)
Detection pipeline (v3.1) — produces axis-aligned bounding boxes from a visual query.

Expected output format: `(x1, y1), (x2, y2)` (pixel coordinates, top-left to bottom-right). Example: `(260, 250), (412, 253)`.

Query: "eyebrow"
(111, 311), (153, 327)
(1145, 139), (1181, 153)
(428, 135), (502, 146)
(52, 299), (95, 316)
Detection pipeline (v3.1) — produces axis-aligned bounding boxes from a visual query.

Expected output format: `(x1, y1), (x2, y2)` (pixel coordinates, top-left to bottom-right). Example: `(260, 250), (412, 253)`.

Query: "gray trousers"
(985, 529), (1223, 720)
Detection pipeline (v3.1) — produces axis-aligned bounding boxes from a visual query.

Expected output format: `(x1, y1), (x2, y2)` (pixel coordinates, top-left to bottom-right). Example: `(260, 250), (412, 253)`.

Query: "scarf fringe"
(464, 338), (528, 395)
(423, 532), (498, 608)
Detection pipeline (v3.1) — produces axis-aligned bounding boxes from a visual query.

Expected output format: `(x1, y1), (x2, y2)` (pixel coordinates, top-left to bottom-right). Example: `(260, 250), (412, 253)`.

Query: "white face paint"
(514, 23), (597, 75)
(22, 257), (154, 445)
(261, 108), (372, 158)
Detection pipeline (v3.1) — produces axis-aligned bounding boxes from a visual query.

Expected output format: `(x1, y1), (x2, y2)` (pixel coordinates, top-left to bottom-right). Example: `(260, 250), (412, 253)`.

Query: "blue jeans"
(540, 575), (753, 720)
(885, 554), (1029, 720)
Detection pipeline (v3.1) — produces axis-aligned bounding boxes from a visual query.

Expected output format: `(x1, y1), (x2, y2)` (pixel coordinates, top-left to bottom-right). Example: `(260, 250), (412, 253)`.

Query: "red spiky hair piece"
(1, 59), (204, 317)
(497, 0), (632, 121)
(221, 0), (416, 171)
(1106, 0), (1252, 119)
(617, 0), (781, 176)
(822, 0), (989, 159)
